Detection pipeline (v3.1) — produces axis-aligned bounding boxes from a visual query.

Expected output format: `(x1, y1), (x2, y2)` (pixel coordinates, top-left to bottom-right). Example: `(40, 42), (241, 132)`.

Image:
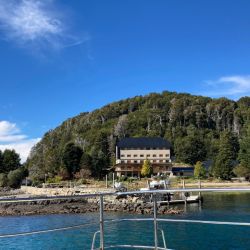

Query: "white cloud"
(0, 120), (20, 136)
(0, 120), (26, 142)
(0, 0), (88, 50)
(0, 121), (40, 163)
(0, 138), (40, 163)
(204, 75), (250, 99)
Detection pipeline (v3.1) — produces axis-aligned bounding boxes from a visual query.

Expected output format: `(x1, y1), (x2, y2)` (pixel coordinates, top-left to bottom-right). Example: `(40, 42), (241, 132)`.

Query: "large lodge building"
(115, 137), (172, 177)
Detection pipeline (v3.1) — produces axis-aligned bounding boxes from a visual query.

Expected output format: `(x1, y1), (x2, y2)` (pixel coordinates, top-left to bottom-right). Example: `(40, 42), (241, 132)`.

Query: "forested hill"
(26, 91), (250, 181)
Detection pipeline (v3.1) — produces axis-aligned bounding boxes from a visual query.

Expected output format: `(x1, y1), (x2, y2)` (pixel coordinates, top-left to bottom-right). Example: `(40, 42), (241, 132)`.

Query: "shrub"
(7, 168), (25, 188)
(233, 164), (250, 179)
(0, 173), (8, 187)
(118, 176), (127, 182)
(58, 167), (70, 180)
(47, 176), (62, 183)
(76, 178), (88, 185)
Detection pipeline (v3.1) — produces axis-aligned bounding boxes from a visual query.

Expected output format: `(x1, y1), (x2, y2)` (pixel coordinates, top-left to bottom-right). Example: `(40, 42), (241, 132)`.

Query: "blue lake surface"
(0, 193), (250, 250)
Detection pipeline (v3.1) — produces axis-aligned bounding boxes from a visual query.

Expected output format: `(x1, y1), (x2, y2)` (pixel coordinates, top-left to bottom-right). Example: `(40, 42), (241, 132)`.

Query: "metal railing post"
(198, 179), (202, 202)
(153, 194), (158, 250)
(99, 195), (104, 250)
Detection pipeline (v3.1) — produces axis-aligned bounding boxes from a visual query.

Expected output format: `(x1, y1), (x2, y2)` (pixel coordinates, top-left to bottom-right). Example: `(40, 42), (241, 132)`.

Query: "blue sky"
(0, 0), (250, 161)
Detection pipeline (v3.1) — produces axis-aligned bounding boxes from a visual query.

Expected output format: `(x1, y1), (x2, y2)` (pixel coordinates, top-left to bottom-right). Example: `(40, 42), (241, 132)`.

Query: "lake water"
(0, 193), (250, 250)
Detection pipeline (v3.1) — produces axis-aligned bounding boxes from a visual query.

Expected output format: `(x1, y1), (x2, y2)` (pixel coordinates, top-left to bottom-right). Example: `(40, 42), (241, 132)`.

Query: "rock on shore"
(0, 196), (182, 216)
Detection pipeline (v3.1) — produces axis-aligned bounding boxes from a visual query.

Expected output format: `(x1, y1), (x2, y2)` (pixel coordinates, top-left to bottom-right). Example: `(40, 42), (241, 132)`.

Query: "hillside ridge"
(26, 91), (250, 181)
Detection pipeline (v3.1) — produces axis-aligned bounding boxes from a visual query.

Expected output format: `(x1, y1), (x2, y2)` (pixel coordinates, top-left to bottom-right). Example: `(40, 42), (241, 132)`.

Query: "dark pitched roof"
(117, 137), (171, 149)
(172, 167), (194, 172)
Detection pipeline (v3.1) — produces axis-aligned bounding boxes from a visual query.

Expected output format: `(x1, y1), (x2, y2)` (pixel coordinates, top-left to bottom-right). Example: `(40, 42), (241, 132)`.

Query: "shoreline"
(0, 197), (182, 217)
(0, 181), (249, 217)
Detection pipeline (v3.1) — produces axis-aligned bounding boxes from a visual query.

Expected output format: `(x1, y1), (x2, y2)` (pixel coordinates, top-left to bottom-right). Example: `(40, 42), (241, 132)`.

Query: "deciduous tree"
(194, 161), (206, 179)
(141, 159), (152, 177)
(2, 149), (21, 173)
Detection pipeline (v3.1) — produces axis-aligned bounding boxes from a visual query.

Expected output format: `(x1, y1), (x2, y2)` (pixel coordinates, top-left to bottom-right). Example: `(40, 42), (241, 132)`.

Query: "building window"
(159, 160), (163, 163)
(153, 160), (157, 163)
(127, 160), (131, 163)
(159, 154), (163, 157)
(146, 154), (150, 157)
(165, 160), (169, 163)
(153, 154), (157, 157)
(127, 154), (131, 157)
(165, 154), (169, 157)
(121, 154), (125, 157)
(140, 154), (144, 157)
(134, 160), (138, 163)
(121, 160), (124, 163)
(133, 154), (138, 157)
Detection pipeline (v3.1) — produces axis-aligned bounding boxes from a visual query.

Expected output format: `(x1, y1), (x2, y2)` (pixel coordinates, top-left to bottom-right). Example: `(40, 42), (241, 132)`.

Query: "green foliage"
(76, 178), (88, 185)
(117, 175), (127, 182)
(233, 164), (250, 179)
(90, 150), (109, 179)
(80, 152), (92, 170)
(25, 92), (250, 179)
(58, 167), (71, 180)
(194, 161), (206, 179)
(212, 130), (238, 180)
(174, 127), (206, 165)
(7, 168), (26, 188)
(237, 123), (250, 178)
(0, 173), (8, 187)
(238, 123), (250, 167)
(141, 159), (152, 177)
(1, 149), (21, 173)
(0, 149), (23, 188)
(62, 142), (83, 176)
(47, 176), (62, 183)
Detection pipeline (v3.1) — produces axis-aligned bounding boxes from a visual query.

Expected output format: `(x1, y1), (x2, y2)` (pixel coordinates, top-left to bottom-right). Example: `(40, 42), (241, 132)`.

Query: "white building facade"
(115, 137), (172, 177)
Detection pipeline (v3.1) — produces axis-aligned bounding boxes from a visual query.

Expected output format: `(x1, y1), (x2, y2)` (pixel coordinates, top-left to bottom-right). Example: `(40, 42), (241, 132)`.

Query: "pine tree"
(235, 124), (250, 178)
(212, 130), (236, 179)
(62, 143), (83, 177)
(141, 159), (152, 177)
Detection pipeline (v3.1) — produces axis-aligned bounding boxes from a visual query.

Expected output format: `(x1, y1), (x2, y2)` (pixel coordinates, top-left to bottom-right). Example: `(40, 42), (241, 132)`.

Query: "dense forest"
(26, 91), (250, 181)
